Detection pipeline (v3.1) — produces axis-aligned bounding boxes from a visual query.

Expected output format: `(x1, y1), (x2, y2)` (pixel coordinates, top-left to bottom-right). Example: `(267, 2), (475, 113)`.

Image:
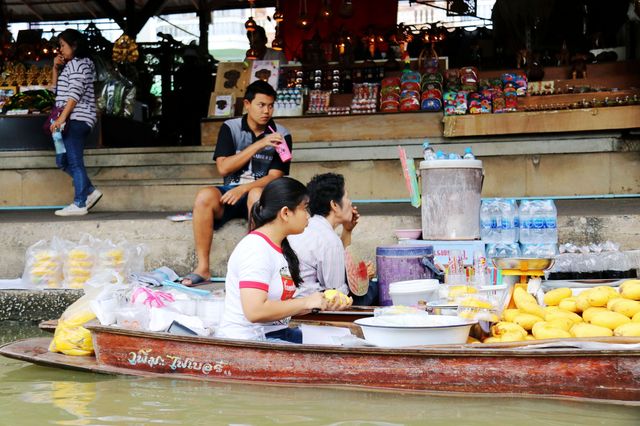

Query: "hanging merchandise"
(112, 34), (139, 63)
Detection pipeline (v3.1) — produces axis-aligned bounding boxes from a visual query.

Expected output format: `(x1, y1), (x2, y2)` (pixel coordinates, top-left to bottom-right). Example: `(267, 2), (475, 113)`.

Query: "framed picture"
(214, 62), (250, 100)
(0, 86), (17, 109)
(249, 60), (280, 91)
(208, 93), (235, 118)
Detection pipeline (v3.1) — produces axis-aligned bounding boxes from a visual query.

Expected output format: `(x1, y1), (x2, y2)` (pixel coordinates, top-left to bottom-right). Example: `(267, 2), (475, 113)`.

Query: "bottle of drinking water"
(448, 152), (461, 160)
(422, 141), (436, 160)
(435, 150), (446, 159)
(480, 199), (494, 242)
(462, 147), (475, 160)
(52, 129), (66, 154)
(541, 200), (558, 243)
(500, 199), (518, 244)
(518, 200), (532, 243)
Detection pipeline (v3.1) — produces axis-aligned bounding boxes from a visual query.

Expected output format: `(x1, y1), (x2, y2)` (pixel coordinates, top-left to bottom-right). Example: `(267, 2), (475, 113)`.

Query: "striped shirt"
(55, 57), (97, 127)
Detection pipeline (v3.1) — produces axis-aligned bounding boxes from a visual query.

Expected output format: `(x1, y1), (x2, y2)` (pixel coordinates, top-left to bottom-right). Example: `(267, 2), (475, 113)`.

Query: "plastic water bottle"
(486, 243), (521, 259)
(435, 150), (446, 159)
(422, 141), (436, 160)
(52, 129), (66, 154)
(520, 243), (558, 258)
(448, 152), (461, 160)
(518, 200), (532, 243)
(480, 199), (493, 242)
(500, 199), (518, 244)
(480, 199), (501, 243)
(542, 200), (558, 243)
(462, 147), (475, 160)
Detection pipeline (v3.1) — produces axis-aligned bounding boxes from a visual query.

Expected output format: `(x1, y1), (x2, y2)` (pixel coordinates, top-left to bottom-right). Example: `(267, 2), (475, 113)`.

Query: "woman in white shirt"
(217, 177), (346, 343)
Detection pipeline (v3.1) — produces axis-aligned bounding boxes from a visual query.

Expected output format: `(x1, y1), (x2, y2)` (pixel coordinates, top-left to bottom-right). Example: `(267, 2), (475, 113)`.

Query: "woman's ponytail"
(281, 238), (302, 286)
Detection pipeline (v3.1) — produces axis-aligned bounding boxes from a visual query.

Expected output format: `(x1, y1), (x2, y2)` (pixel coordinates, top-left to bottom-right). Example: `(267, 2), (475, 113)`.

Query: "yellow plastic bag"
(49, 295), (97, 356)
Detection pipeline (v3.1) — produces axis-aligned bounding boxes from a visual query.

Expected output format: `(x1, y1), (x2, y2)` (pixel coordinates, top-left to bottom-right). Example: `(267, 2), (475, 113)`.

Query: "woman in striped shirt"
(50, 29), (102, 216)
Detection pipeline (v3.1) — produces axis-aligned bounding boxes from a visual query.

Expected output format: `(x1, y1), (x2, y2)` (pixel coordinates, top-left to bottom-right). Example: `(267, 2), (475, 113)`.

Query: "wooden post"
(198, 0), (211, 54)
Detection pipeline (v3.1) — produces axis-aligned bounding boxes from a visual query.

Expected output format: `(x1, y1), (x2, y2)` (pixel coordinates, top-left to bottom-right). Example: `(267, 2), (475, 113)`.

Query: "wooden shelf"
(443, 105), (640, 137)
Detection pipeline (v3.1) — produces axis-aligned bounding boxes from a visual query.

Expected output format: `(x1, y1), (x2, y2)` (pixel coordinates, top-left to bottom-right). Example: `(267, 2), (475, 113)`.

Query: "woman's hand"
(49, 117), (66, 134)
(53, 54), (65, 69)
(342, 206), (360, 233)
(304, 292), (327, 312)
(365, 261), (376, 280)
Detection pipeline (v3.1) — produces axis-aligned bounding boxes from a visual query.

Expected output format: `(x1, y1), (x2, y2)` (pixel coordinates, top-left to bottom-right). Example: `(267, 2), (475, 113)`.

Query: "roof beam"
(93, 0), (126, 29)
(17, 0), (44, 21)
(128, 0), (169, 37)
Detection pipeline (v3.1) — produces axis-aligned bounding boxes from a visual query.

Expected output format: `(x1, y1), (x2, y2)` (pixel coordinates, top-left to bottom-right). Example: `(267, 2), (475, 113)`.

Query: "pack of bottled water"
(486, 243), (521, 259)
(520, 243), (558, 258)
(480, 198), (519, 244)
(519, 200), (558, 244)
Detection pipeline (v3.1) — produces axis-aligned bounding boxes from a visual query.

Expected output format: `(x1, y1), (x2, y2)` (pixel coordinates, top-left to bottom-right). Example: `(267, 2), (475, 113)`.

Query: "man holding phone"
(181, 80), (293, 286)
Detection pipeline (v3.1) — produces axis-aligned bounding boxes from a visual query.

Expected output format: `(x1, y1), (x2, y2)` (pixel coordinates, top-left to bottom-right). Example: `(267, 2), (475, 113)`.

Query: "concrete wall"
(1, 132), (638, 210)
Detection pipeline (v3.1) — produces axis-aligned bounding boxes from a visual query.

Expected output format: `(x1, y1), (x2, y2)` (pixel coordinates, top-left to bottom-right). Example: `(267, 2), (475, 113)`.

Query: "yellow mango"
(570, 322), (613, 338)
(558, 297), (578, 313)
(633, 312), (640, 323)
(324, 289), (352, 306)
(544, 306), (560, 315)
(459, 297), (493, 309)
(586, 287), (610, 307)
(491, 321), (527, 338)
(582, 307), (609, 323)
(483, 336), (502, 344)
(546, 317), (574, 332)
(448, 285), (477, 300)
(613, 322), (640, 337)
(575, 292), (592, 313)
(466, 336), (481, 344)
(545, 310), (583, 324)
(610, 299), (640, 318)
(500, 331), (526, 342)
(513, 287), (537, 307)
(531, 322), (572, 340)
(607, 297), (625, 311)
(619, 279), (640, 292)
(519, 301), (546, 319)
(513, 313), (544, 331)
(590, 311), (631, 330)
(525, 335), (536, 341)
(543, 288), (573, 306)
(503, 308), (520, 322)
(621, 283), (640, 301)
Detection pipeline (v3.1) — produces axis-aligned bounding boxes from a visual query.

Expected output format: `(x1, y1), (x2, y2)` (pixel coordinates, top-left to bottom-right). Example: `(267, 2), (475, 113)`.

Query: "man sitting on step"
(288, 173), (378, 305)
(181, 80), (293, 286)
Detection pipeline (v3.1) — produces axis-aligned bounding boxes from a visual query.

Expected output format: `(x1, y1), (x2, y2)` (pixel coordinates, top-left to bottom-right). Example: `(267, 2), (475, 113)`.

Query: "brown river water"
(1, 321), (639, 426)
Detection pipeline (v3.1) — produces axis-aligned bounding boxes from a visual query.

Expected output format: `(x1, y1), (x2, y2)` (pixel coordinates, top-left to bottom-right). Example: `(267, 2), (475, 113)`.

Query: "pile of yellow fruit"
(324, 289), (353, 307)
(484, 279), (640, 343)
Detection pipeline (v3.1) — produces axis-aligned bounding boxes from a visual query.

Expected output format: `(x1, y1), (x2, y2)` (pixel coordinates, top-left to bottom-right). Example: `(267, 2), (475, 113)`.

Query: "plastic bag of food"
(21, 237), (67, 289)
(48, 294), (96, 356)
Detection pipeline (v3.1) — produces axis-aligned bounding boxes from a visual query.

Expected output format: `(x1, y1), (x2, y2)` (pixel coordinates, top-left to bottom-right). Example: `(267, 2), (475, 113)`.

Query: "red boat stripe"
(240, 281), (269, 291)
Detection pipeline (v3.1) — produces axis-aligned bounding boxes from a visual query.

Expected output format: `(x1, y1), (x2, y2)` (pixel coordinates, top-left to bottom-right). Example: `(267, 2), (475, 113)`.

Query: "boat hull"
(88, 325), (640, 403)
(3, 326), (640, 404)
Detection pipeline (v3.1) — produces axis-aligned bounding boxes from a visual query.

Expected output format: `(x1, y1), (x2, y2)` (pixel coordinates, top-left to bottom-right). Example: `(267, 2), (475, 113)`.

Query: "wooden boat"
(2, 322), (640, 405)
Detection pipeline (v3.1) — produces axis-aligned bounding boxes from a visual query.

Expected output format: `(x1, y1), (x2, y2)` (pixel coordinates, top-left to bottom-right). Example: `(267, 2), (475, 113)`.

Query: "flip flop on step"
(180, 273), (209, 286)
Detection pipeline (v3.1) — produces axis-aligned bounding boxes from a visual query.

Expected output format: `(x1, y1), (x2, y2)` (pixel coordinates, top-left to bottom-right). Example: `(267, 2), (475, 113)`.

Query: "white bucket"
(389, 279), (440, 306)
(419, 159), (483, 240)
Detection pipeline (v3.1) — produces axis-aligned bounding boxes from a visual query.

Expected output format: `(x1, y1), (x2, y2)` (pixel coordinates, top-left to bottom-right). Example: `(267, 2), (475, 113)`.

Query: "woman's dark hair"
(250, 177), (308, 285)
(307, 173), (346, 217)
(58, 29), (90, 58)
(244, 80), (277, 102)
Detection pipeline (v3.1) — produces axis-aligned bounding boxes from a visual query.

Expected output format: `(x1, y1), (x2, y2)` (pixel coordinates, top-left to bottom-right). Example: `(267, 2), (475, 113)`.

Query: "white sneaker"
(86, 189), (103, 210)
(55, 203), (88, 216)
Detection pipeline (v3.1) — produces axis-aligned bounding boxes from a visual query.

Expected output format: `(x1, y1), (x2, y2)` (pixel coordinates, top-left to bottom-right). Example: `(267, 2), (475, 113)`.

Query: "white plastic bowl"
(354, 315), (476, 347)
(389, 279), (440, 306)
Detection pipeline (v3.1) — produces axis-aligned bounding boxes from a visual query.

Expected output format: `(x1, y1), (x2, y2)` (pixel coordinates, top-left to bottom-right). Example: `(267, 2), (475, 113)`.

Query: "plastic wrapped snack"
(21, 239), (65, 288)
(64, 246), (95, 289)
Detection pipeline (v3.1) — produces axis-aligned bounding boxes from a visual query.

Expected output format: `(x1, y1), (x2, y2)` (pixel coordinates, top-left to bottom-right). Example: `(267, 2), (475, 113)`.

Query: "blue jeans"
(56, 120), (94, 207)
(351, 280), (379, 306)
(265, 327), (303, 344)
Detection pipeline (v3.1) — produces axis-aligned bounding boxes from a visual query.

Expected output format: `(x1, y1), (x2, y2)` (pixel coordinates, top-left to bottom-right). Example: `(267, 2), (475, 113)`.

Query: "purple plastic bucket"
(376, 245), (438, 306)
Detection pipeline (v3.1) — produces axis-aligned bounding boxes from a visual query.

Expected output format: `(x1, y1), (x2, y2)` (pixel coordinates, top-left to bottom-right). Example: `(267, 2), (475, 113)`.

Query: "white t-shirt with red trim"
(216, 231), (297, 340)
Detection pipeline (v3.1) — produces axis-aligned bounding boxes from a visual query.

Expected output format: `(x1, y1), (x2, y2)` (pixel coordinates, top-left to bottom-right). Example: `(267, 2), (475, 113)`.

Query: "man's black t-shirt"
(213, 115), (293, 186)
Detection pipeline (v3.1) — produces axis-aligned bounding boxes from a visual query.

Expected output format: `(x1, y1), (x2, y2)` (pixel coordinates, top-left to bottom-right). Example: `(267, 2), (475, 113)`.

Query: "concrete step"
(0, 199), (639, 280)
